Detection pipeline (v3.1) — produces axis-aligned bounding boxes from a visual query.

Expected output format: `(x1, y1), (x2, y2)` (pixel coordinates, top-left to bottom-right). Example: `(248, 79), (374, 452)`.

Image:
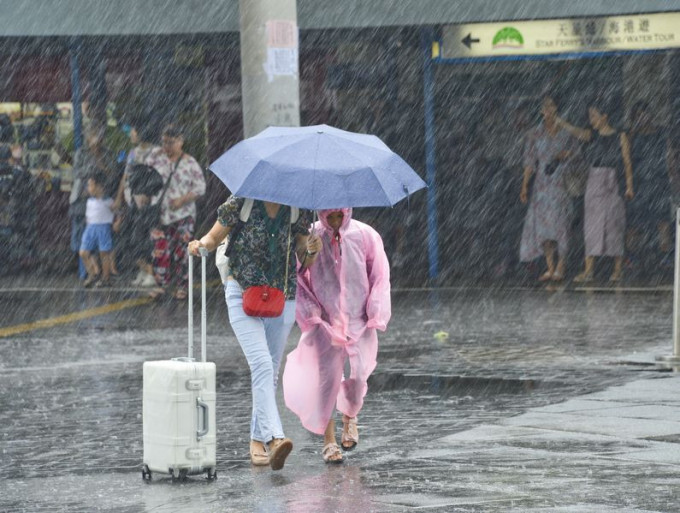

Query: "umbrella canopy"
(209, 124), (426, 209)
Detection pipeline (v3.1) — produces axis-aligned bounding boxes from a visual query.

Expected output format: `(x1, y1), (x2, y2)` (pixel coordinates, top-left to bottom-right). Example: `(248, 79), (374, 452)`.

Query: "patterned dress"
(519, 124), (574, 262)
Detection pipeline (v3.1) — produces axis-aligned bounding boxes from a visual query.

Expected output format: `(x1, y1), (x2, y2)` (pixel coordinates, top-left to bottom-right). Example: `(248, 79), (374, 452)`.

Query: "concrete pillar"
(68, 37), (83, 151)
(239, 0), (300, 138)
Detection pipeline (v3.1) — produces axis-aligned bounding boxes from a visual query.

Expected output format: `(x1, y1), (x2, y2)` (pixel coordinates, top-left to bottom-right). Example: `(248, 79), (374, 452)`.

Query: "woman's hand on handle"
(187, 219), (232, 257)
(188, 240), (206, 257)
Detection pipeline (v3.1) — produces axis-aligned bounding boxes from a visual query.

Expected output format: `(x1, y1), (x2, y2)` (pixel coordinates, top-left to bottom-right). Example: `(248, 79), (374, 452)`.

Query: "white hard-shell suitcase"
(142, 249), (217, 482)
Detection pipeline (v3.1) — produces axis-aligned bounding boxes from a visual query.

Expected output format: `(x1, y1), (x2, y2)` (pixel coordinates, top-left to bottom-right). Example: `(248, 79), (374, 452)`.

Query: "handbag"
(145, 154), (183, 228)
(543, 158), (560, 176)
(242, 285), (286, 317)
(241, 216), (292, 318)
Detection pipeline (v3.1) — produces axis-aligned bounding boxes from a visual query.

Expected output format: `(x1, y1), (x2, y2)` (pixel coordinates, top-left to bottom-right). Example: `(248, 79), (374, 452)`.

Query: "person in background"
(626, 101), (673, 279)
(558, 96), (634, 283)
(519, 95), (577, 283)
(58, 101), (130, 166)
(4, 144), (40, 270)
(69, 124), (120, 280)
(283, 208), (391, 464)
(146, 124), (205, 300)
(79, 171), (116, 287)
(116, 120), (158, 287)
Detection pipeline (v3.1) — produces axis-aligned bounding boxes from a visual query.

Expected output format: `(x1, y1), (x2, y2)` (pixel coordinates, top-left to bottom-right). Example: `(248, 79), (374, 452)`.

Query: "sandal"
(341, 415), (359, 451)
(538, 271), (553, 282)
(83, 275), (99, 288)
(148, 287), (166, 300)
(173, 289), (188, 300)
(267, 438), (293, 471)
(322, 442), (344, 464)
(250, 440), (269, 466)
(573, 271), (594, 283)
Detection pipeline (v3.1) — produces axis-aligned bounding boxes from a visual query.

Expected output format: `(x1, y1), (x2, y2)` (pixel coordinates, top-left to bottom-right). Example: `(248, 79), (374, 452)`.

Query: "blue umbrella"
(209, 124), (426, 209)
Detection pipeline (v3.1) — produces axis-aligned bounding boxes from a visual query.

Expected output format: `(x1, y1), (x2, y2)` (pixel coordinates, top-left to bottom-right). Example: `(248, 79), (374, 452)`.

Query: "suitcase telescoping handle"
(188, 247), (208, 362)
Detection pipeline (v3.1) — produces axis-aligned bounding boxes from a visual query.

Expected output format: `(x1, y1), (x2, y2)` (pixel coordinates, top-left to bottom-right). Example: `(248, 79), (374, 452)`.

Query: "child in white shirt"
(79, 171), (115, 287)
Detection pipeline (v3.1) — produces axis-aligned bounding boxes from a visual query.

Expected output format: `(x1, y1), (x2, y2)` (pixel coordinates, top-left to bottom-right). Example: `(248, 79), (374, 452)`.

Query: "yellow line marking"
(0, 297), (152, 338)
(193, 278), (222, 289)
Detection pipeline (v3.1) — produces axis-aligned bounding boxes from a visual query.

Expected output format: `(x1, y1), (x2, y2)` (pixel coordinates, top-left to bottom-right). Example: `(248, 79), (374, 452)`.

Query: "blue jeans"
(225, 280), (296, 443)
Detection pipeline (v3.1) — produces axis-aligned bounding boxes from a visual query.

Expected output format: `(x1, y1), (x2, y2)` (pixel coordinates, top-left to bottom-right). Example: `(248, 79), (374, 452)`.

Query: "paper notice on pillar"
(263, 20), (299, 82)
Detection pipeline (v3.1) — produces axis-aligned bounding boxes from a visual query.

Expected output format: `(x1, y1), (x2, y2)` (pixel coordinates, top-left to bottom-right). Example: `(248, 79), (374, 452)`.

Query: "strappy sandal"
(250, 440), (269, 466)
(341, 415), (359, 451)
(322, 442), (344, 464)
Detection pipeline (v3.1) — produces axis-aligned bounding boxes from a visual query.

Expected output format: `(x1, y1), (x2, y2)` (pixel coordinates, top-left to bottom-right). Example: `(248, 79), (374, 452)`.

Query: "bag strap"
(224, 198), (254, 258)
(156, 153), (183, 206)
(283, 220), (291, 296)
(240, 198), (254, 222)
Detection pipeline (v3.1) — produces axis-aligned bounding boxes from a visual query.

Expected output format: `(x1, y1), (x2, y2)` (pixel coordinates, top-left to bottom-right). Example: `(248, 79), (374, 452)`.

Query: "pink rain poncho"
(283, 208), (391, 435)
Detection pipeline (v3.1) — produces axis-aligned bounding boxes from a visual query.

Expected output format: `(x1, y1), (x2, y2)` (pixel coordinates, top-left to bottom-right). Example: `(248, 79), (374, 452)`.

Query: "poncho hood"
(317, 208), (353, 234)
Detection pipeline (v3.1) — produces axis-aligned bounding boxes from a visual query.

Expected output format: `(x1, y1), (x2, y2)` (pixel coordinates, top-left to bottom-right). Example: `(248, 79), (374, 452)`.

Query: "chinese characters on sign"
(538, 17), (674, 50)
(264, 20), (299, 82)
(441, 12), (680, 60)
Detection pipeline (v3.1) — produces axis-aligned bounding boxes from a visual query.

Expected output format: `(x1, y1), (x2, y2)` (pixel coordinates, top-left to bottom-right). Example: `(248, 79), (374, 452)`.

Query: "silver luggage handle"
(196, 397), (209, 440)
(188, 248), (209, 362)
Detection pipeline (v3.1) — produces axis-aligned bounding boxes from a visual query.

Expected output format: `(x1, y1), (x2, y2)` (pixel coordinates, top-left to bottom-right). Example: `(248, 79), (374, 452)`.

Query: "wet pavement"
(1, 274), (679, 512)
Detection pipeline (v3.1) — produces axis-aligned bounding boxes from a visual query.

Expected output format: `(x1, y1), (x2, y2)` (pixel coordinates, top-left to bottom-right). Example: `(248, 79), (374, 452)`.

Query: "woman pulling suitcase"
(188, 196), (320, 470)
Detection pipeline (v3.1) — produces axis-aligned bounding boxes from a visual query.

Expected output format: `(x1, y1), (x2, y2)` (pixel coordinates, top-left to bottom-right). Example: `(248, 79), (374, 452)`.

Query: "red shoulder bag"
(242, 285), (286, 317)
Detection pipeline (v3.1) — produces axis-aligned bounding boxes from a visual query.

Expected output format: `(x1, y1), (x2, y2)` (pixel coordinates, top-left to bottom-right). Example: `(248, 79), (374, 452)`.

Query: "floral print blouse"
(217, 196), (311, 299)
(146, 148), (206, 226)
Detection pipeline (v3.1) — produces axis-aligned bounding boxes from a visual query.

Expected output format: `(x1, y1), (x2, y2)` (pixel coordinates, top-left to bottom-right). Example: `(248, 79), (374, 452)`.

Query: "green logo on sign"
(492, 27), (524, 49)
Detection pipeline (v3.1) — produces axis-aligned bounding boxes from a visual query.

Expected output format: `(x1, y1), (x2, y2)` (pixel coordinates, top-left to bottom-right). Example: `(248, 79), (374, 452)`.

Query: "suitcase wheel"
(207, 468), (217, 481)
(141, 465), (152, 482)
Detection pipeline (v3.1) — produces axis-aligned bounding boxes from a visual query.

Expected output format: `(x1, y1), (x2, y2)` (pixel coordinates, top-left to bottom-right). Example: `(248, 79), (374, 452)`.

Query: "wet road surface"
(0, 281), (678, 512)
